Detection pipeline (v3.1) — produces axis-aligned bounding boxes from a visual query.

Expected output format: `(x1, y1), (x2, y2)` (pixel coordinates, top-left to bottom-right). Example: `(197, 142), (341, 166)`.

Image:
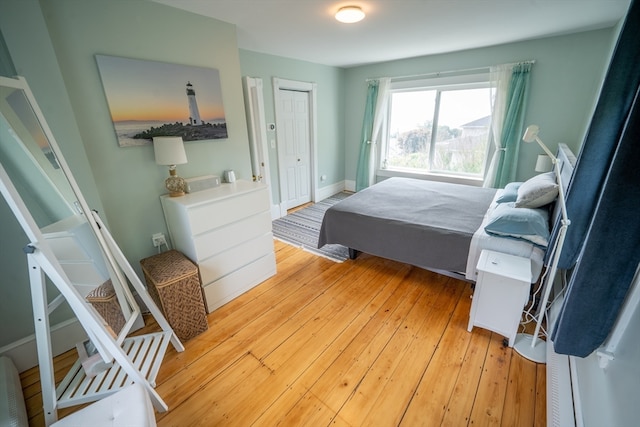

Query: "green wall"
(238, 50), (345, 203)
(343, 28), (617, 183)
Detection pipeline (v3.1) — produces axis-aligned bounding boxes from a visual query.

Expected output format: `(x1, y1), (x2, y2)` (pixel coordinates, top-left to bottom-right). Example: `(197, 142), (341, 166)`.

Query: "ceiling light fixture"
(335, 6), (365, 24)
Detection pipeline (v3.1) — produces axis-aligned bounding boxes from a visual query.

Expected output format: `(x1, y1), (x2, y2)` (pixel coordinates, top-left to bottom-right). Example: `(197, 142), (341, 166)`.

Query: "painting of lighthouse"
(96, 55), (228, 147)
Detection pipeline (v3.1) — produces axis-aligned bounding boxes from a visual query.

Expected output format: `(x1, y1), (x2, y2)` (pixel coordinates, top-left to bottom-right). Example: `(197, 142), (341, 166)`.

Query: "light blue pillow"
(496, 181), (523, 203)
(484, 202), (550, 247)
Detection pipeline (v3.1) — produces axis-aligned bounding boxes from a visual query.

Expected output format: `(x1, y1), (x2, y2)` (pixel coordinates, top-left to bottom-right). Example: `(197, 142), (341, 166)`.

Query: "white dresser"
(160, 180), (276, 313)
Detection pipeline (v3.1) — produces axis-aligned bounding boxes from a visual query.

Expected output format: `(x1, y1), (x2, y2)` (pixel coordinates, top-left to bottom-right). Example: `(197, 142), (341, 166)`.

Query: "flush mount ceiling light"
(335, 6), (365, 23)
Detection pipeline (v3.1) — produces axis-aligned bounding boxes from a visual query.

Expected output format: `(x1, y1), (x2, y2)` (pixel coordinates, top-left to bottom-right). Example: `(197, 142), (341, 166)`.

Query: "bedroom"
(0, 0), (637, 426)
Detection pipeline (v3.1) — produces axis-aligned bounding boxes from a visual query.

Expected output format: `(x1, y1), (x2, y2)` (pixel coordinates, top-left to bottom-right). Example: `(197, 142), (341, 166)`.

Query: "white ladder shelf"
(56, 331), (173, 408)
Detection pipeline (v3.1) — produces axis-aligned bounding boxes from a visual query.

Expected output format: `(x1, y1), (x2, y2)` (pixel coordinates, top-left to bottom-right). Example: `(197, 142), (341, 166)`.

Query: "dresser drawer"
(192, 210), (272, 260)
(198, 232), (274, 285)
(202, 251), (277, 312)
(187, 189), (269, 235)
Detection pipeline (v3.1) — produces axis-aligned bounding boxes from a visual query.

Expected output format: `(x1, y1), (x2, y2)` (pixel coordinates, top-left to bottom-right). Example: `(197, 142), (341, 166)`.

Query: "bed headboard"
(551, 143), (577, 226)
(556, 143), (577, 191)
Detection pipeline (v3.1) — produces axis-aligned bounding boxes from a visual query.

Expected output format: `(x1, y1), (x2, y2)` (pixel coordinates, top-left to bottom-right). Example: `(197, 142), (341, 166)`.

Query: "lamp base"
(513, 333), (547, 364)
(165, 175), (186, 197)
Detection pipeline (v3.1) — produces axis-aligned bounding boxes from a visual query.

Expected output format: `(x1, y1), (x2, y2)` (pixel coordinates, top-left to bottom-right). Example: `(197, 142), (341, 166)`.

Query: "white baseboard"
(272, 181), (349, 220)
(270, 204), (280, 220)
(316, 181), (346, 201)
(344, 180), (356, 192)
(0, 319), (87, 373)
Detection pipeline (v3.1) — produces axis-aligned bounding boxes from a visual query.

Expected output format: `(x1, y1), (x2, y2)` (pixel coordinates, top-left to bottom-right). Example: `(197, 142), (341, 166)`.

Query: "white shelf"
(55, 331), (172, 408)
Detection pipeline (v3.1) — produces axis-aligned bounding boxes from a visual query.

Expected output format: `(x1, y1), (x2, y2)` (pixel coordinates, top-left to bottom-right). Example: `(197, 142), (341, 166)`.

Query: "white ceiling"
(152, 0), (631, 68)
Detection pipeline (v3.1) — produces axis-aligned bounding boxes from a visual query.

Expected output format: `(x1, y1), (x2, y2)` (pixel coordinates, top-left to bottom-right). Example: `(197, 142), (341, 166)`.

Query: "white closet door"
(279, 89), (311, 209)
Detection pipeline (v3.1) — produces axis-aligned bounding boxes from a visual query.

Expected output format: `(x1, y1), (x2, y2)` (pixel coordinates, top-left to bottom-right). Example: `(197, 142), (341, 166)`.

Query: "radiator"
(547, 340), (577, 427)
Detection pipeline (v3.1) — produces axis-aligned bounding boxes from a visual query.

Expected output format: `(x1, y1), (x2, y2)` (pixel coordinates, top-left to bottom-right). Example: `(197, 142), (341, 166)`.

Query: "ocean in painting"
(114, 119), (227, 147)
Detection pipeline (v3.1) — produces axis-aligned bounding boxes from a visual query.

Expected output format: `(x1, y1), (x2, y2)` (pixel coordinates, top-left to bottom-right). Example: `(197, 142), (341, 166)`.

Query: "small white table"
(468, 250), (532, 347)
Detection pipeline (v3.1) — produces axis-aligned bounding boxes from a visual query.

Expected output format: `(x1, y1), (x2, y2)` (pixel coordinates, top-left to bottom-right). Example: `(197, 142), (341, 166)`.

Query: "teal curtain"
(355, 81), (379, 192)
(493, 63), (532, 188)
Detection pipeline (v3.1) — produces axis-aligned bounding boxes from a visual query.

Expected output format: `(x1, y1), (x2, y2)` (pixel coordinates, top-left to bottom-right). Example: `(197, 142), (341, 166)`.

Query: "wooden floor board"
(24, 240), (545, 426)
(399, 285), (475, 426)
(468, 332), (513, 426)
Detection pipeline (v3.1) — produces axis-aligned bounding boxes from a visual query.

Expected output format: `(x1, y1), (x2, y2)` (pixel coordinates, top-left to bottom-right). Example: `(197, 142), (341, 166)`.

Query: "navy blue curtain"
(551, 0), (640, 357)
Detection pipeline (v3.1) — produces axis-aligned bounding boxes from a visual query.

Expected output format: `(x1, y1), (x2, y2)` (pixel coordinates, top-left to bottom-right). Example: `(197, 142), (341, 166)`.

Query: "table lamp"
(153, 136), (187, 197)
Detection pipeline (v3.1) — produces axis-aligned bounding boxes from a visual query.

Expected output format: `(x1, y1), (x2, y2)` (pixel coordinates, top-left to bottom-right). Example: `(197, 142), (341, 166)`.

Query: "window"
(381, 74), (492, 180)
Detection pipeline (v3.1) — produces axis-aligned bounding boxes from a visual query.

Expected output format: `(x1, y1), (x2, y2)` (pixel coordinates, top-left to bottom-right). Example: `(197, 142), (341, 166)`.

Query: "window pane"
(386, 90), (436, 170)
(433, 88), (491, 175)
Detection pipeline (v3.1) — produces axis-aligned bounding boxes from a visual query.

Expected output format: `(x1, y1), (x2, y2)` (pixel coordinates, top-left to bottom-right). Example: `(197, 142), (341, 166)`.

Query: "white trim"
(391, 73), (491, 91)
(376, 168), (484, 187)
(345, 180), (356, 192)
(242, 76), (276, 215)
(0, 319), (87, 373)
(272, 77), (318, 206)
(316, 181), (346, 201)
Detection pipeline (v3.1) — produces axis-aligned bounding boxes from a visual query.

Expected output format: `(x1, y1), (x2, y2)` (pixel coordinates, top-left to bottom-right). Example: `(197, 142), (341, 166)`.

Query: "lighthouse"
(186, 81), (203, 125)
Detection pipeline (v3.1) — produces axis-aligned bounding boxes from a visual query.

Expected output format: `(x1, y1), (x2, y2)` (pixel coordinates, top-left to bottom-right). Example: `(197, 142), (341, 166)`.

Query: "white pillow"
(515, 172), (558, 208)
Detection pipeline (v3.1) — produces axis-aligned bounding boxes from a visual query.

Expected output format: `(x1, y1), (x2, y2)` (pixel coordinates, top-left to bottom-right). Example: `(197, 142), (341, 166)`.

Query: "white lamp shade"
(535, 154), (553, 173)
(153, 136), (187, 166)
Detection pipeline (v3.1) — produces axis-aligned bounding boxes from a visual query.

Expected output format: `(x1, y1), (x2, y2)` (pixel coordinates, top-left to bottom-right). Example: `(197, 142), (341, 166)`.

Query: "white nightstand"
(468, 250), (532, 347)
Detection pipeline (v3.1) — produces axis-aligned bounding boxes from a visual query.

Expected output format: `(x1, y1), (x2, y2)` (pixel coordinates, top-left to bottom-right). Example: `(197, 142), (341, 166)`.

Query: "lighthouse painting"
(96, 55), (228, 147)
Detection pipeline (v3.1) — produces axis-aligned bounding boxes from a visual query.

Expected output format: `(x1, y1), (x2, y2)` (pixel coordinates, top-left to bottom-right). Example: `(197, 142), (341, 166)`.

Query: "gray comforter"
(318, 177), (497, 273)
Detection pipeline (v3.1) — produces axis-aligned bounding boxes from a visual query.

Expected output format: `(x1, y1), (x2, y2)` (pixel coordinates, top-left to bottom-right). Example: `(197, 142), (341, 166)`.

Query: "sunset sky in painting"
(96, 55), (226, 123)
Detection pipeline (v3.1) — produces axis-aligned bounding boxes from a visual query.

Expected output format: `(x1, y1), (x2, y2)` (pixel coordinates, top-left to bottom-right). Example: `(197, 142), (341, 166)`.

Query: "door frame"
(273, 77), (318, 217)
(242, 76), (276, 217)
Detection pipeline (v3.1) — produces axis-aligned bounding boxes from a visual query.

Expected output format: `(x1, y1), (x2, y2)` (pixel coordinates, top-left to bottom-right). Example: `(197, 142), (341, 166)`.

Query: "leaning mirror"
(0, 76), (182, 424)
(0, 81), (78, 227)
(0, 76), (111, 296)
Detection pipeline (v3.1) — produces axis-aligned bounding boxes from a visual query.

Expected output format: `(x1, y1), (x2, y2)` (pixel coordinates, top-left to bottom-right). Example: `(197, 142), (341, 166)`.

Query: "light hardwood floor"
(21, 240), (546, 426)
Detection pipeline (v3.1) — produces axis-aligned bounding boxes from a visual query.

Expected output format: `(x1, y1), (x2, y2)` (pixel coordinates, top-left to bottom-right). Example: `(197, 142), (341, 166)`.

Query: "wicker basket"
(140, 250), (208, 341)
(86, 280), (126, 335)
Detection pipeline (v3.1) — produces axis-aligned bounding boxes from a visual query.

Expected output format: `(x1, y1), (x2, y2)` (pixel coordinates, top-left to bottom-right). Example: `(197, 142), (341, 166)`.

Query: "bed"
(318, 144), (576, 283)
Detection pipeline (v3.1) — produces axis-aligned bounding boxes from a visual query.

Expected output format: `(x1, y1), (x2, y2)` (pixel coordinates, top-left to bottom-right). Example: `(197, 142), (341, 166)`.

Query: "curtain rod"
(365, 59), (535, 82)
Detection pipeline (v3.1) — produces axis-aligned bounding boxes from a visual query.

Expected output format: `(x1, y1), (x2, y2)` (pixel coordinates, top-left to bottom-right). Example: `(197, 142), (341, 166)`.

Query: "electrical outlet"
(152, 233), (167, 248)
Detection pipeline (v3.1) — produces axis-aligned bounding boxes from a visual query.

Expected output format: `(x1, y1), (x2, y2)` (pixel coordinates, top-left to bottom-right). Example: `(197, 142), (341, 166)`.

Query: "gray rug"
(272, 192), (351, 262)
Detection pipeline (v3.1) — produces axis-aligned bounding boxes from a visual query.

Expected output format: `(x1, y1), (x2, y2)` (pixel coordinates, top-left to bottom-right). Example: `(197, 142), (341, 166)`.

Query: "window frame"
(378, 72), (492, 186)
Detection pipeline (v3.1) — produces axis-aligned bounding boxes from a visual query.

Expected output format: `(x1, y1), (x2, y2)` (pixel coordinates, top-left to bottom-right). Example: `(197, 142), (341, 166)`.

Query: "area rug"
(272, 192), (351, 262)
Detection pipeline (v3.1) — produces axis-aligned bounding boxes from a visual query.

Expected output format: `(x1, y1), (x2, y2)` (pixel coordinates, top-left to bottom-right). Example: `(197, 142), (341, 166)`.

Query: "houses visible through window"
(382, 73), (492, 180)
